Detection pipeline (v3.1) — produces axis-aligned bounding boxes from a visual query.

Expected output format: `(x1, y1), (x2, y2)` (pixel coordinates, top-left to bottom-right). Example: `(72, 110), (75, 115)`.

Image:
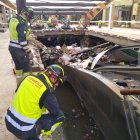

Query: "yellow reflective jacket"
(12, 75), (49, 120)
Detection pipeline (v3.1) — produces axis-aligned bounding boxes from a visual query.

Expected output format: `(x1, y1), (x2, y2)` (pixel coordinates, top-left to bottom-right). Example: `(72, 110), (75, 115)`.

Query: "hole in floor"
(56, 82), (105, 140)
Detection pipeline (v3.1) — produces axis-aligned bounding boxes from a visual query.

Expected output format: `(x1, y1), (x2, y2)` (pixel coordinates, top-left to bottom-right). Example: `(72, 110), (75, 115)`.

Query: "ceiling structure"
(0, 0), (16, 10)
(25, 0), (107, 15)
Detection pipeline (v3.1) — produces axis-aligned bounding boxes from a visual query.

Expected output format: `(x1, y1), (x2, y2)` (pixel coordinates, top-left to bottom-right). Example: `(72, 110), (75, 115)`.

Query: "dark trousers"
(9, 46), (31, 72)
(5, 114), (57, 140)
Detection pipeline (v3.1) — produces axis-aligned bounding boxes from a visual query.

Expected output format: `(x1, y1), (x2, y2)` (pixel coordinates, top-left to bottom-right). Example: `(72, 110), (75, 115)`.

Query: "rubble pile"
(58, 42), (112, 69)
(28, 37), (113, 71)
(29, 37), (140, 81)
(28, 38), (46, 71)
(31, 20), (47, 30)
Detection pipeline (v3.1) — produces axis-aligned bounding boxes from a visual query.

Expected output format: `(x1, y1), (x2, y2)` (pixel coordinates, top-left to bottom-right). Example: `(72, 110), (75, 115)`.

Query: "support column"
(108, 1), (115, 29)
(16, 0), (26, 14)
(2, 6), (7, 23)
(8, 9), (12, 19)
(11, 10), (16, 17)
(102, 8), (106, 25)
(131, 0), (138, 28)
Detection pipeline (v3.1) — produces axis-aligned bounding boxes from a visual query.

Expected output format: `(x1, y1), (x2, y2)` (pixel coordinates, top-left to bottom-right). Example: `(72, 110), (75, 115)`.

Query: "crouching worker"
(5, 64), (65, 140)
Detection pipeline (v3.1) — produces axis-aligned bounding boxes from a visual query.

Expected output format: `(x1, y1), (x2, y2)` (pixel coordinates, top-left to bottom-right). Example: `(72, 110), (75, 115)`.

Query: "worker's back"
(11, 75), (47, 120)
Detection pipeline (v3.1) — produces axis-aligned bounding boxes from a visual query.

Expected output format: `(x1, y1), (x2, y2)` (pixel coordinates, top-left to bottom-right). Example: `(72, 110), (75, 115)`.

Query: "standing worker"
(9, 7), (34, 85)
(98, 20), (102, 28)
(5, 64), (66, 140)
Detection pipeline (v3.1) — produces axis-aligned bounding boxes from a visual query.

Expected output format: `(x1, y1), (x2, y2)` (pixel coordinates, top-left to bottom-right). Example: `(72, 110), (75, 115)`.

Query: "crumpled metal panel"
(64, 66), (130, 140)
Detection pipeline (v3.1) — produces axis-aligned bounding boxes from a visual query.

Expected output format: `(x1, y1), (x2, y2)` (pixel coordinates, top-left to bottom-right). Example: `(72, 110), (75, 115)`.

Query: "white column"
(108, 2), (115, 29)
(8, 9), (12, 18)
(2, 6), (7, 23)
(102, 9), (106, 21)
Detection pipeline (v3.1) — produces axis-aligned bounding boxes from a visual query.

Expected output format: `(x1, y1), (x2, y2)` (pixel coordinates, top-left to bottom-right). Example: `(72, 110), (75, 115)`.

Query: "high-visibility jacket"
(9, 15), (30, 51)
(5, 74), (53, 132)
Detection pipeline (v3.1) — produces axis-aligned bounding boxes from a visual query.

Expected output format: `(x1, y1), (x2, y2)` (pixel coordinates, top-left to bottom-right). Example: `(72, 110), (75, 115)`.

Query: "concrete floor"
(0, 31), (16, 139)
(88, 26), (140, 40)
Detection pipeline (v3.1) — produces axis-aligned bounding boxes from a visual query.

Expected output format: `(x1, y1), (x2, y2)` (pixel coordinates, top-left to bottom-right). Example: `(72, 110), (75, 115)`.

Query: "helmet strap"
(20, 13), (28, 22)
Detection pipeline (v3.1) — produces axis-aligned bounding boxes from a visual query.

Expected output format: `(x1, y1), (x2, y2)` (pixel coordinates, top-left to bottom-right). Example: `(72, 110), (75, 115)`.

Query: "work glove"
(39, 121), (63, 138)
(39, 111), (65, 138)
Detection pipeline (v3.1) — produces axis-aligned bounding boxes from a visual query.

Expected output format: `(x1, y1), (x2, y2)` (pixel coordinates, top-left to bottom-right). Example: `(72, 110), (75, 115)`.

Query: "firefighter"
(8, 7), (34, 85)
(5, 64), (66, 140)
(98, 20), (102, 28)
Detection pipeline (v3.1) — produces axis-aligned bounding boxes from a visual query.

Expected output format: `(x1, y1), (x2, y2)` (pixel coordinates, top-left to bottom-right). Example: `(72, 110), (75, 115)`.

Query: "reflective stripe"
(51, 125), (56, 131)
(16, 76), (23, 78)
(9, 106), (37, 124)
(5, 114), (34, 131)
(22, 45), (30, 50)
(9, 43), (22, 48)
(10, 40), (19, 43)
(20, 41), (27, 46)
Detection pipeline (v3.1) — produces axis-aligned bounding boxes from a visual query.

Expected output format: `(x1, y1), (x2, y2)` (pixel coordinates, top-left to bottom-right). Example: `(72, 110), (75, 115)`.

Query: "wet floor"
(56, 82), (105, 140)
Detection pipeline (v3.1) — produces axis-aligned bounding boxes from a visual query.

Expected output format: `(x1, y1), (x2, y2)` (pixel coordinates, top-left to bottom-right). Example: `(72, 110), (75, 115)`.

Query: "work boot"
(15, 69), (23, 85)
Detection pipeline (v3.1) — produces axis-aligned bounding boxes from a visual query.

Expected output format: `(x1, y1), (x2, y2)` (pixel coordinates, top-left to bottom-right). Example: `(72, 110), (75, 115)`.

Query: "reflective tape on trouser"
(10, 43), (22, 49)
(10, 41), (29, 50)
(5, 115), (35, 131)
(20, 41), (27, 46)
(16, 76), (23, 85)
(5, 106), (37, 131)
(16, 75), (23, 78)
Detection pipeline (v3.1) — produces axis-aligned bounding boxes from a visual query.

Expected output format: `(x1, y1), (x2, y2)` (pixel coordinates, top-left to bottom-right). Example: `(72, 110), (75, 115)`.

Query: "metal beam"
(27, 1), (104, 7)
(16, 0), (26, 13)
(33, 8), (90, 12)
(0, 1), (16, 11)
(34, 11), (86, 15)
(0, 0), (16, 10)
(36, 0), (105, 2)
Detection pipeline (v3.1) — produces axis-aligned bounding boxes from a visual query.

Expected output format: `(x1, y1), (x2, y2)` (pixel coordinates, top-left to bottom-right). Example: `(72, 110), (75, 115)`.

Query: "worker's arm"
(16, 21), (30, 52)
(39, 90), (65, 122)
(39, 91), (65, 137)
(44, 92), (64, 120)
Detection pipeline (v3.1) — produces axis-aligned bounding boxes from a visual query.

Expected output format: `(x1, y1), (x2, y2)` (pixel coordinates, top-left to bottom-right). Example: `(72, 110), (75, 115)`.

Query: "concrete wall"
(64, 66), (131, 140)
